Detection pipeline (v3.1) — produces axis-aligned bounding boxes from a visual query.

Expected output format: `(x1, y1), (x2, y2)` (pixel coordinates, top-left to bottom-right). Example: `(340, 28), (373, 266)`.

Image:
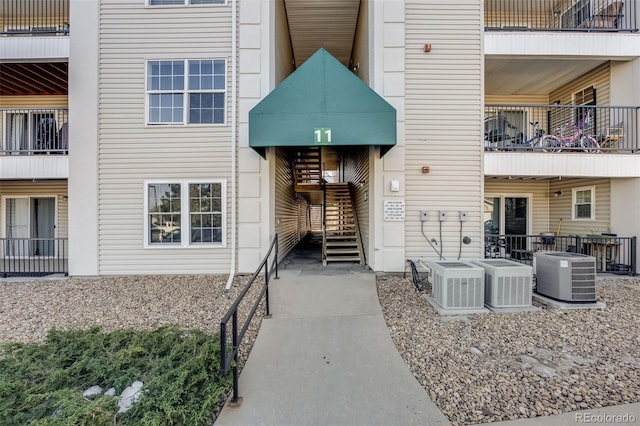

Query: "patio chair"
(581, 1), (624, 29)
(599, 122), (624, 151)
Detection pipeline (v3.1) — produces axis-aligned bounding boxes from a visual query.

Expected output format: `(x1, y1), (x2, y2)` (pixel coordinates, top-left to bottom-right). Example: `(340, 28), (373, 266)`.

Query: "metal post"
(265, 261), (271, 317)
(219, 322), (227, 375)
(231, 311), (239, 403)
(632, 236), (637, 276)
(275, 238), (279, 279)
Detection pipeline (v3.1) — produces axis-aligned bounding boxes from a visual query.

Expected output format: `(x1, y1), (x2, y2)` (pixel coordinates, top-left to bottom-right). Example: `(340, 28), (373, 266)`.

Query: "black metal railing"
(1, 0), (69, 36)
(486, 0), (637, 32)
(1, 108), (69, 155)
(220, 234), (279, 404)
(484, 104), (639, 152)
(485, 234), (636, 275)
(1, 238), (68, 277)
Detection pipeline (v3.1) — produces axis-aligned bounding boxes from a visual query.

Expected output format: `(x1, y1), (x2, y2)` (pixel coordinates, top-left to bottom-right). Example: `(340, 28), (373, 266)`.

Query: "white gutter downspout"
(225, 0), (237, 290)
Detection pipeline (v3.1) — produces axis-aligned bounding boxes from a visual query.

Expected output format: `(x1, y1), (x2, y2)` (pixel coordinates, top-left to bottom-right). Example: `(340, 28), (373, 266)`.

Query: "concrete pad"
(483, 402), (640, 426)
(423, 294), (491, 315)
(532, 293), (606, 310)
(270, 271), (382, 319)
(486, 305), (541, 313)
(216, 272), (450, 426)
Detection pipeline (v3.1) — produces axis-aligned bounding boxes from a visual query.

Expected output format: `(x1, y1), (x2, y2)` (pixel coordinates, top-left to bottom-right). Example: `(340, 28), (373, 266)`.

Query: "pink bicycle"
(533, 112), (600, 153)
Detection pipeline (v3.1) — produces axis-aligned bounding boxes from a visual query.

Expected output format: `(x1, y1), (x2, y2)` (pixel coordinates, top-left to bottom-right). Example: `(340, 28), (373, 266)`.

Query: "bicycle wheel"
(580, 135), (601, 153)
(534, 135), (560, 152)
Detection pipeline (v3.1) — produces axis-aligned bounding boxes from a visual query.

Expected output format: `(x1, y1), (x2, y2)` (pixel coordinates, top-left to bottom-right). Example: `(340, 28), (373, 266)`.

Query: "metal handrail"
(485, 0), (637, 32)
(1, 237), (68, 277)
(1, 0), (69, 36)
(484, 233), (636, 275)
(0, 108), (69, 155)
(484, 104), (639, 152)
(220, 234), (279, 404)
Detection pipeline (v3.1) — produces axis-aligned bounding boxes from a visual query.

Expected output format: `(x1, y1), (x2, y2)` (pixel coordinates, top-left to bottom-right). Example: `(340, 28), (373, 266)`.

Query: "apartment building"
(1, 0), (638, 278)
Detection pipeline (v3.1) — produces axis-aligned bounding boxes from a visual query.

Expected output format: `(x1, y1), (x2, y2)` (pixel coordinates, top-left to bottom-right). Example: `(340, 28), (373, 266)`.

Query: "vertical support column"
(237, 0), (272, 273)
(68, 0), (99, 276)
(370, 0), (407, 272)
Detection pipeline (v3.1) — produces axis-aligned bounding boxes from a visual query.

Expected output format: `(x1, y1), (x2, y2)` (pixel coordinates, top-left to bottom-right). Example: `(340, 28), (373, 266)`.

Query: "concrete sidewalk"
(215, 269), (450, 426)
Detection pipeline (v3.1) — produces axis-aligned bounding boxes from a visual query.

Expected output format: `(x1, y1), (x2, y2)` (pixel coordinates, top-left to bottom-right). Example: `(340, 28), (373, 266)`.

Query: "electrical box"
(439, 211), (446, 221)
(420, 210), (428, 221)
(459, 211), (468, 221)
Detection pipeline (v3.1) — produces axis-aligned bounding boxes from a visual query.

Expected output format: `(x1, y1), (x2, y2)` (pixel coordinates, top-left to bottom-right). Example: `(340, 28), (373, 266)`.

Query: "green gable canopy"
(249, 48), (396, 158)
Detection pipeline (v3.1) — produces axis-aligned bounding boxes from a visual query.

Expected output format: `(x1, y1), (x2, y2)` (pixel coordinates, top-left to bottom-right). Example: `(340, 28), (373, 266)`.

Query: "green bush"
(0, 327), (231, 425)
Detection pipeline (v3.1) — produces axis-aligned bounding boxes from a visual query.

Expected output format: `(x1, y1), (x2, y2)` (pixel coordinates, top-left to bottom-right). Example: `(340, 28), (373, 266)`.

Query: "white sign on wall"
(384, 200), (405, 221)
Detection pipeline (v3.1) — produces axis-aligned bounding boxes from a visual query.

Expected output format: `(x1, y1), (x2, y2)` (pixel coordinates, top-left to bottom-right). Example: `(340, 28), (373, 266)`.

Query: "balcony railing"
(486, 0), (637, 32)
(1, 108), (68, 155)
(1, 238), (68, 277)
(1, 0), (69, 36)
(485, 234), (637, 275)
(484, 104), (639, 152)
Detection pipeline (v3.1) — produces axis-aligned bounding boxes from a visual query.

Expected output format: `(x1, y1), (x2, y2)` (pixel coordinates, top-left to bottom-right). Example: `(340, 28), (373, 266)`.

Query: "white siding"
(274, 0), (294, 85)
(405, 0), (483, 261)
(549, 63), (610, 105)
(98, 0), (233, 274)
(274, 148), (303, 260)
(549, 178), (611, 236)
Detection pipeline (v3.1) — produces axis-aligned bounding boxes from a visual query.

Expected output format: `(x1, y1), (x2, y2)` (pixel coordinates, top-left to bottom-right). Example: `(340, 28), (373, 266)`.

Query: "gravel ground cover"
(0, 274), (265, 364)
(377, 275), (640, 425)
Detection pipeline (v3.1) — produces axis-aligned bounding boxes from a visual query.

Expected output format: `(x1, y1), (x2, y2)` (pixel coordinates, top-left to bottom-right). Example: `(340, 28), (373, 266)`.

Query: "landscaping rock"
(82, 385), (103, 399)
(117, 381), (143, 414)
(377, 275), (640, 425)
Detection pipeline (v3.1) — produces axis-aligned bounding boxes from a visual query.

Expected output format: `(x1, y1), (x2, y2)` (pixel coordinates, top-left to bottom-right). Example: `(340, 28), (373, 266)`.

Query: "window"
(146, 180), (225, 247)
(146, 60), (225, 125)
(572, 186), (595, 220)
(149, 0), (225, 5)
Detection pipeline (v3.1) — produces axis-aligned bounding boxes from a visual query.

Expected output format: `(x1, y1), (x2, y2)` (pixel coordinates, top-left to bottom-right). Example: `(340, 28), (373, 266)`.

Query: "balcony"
(485, 0), (638, 32)
(0, 108), (69, 179)
(1, 238), (68, 277)
(484, 104), (639, 153)
(1, 0), (69, 36)
(485, 234), (637, 275)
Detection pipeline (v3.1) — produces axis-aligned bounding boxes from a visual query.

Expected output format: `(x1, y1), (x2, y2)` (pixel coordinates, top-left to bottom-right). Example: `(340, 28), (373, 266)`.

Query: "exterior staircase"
(323, 183), (364, 265)
(293, 147), (322, 191)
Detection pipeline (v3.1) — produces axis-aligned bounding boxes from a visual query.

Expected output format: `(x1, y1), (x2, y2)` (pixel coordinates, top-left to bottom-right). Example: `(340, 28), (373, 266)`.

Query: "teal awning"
(249, 48), (396, 158)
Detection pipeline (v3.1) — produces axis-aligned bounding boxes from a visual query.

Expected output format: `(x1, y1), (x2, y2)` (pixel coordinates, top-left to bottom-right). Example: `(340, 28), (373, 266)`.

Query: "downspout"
(225, 0), (237, 290)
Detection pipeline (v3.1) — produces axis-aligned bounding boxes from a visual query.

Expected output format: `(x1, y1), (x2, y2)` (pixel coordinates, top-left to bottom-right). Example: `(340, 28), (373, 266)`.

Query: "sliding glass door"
(484, 195), (531, 257)
(4, 197), (56, 257)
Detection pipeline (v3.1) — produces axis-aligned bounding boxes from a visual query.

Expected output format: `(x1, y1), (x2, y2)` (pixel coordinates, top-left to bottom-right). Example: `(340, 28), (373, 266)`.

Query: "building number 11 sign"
(314, 128), (332, 145)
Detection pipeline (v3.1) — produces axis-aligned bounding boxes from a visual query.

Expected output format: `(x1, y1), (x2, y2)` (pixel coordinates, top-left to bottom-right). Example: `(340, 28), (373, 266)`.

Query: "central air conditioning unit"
(471, 259), (533, 308)
(429, 260), (484, 309)
(534, 252), (597, 302)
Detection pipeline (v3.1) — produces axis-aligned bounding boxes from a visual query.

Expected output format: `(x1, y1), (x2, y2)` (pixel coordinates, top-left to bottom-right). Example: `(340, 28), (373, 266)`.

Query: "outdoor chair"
(580, 1), (624, 29)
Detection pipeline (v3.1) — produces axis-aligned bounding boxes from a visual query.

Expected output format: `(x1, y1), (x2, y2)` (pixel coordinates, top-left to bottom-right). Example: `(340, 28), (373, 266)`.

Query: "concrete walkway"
(215, 268), (450, 426)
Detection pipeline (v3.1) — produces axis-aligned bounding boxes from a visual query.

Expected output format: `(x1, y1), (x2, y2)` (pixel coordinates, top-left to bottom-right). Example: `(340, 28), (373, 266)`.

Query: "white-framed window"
(146, 59), (226, 125)
(148, 0), (225, 6)
(145, 180), (226, 247)
(572, 186), (595, 220)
